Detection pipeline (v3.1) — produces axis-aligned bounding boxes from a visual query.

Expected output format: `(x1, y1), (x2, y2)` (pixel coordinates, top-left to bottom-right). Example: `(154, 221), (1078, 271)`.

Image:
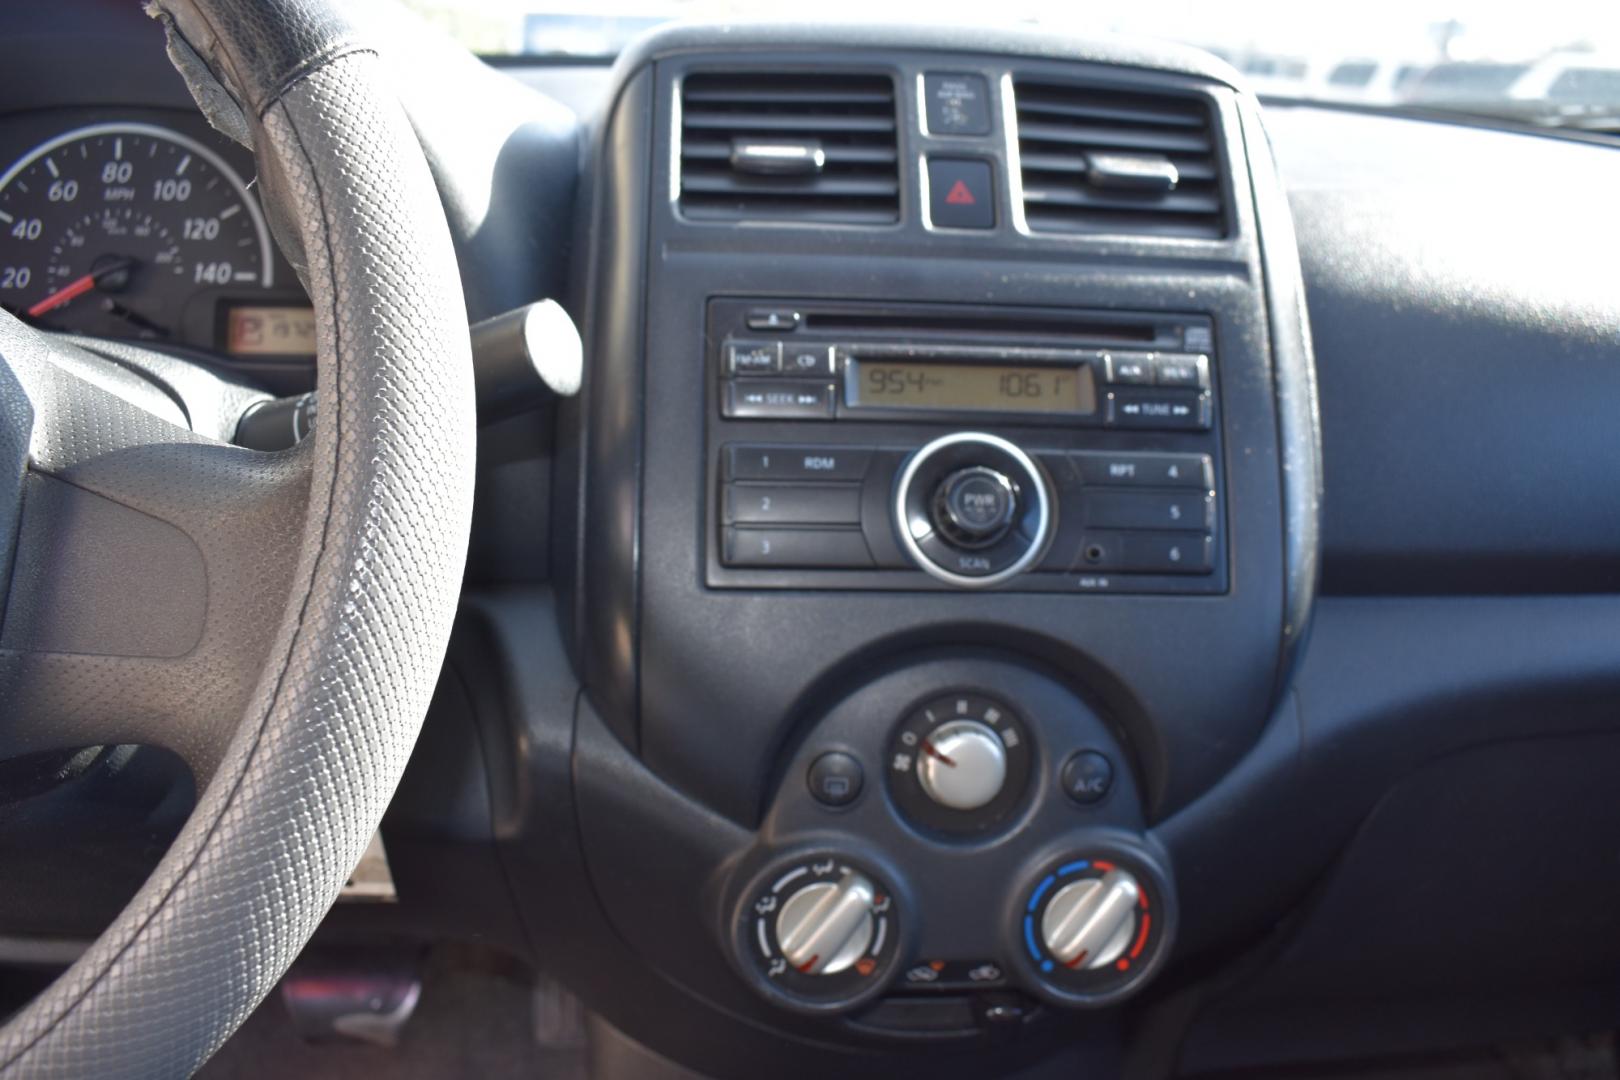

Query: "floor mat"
(200, 946), (587, 1080)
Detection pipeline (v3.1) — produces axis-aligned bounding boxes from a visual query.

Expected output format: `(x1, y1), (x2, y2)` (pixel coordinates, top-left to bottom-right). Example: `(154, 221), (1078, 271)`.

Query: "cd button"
(782, 345), (834, 376)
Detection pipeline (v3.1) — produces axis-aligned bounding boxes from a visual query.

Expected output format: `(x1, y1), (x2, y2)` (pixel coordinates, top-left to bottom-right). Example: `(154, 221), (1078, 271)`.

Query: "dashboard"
(4, 5), (1620, 1080)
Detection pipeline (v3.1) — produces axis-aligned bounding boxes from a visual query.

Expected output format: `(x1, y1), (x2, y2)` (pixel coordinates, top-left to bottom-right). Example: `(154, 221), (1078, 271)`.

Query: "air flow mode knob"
(775, 870), (876, 976)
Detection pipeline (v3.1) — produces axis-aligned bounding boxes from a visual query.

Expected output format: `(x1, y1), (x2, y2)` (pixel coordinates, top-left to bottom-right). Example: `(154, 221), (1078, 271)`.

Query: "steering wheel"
(0, 0), (474, 1074)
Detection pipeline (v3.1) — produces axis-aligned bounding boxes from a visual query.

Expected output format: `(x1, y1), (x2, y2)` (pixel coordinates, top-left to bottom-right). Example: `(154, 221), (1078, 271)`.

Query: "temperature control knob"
(1014, 846), (1175, 1008)
(917, 719), (1007, 811)
(1041, 867), (1140, 970)
(734, 855), (902, 1014)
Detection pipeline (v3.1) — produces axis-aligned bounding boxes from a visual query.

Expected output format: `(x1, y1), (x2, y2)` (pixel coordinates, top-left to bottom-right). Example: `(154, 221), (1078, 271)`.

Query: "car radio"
(705, 298), (1226, 594)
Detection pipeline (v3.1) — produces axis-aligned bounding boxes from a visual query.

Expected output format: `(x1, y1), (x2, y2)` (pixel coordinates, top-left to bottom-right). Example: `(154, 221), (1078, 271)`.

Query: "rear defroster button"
(808, 752), (864, 808)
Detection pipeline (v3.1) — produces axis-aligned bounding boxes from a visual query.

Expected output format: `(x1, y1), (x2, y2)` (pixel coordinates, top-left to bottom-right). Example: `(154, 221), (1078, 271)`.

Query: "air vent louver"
(679, 72), (900, 225)
(1014, 80), (1227, 239)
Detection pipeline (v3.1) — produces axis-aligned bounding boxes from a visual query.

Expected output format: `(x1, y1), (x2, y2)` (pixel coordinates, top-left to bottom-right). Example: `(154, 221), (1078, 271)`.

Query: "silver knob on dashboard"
(916, 719), (1008, 811)
(1040, 868), (1141, 970)
(775, 870), (876, 975)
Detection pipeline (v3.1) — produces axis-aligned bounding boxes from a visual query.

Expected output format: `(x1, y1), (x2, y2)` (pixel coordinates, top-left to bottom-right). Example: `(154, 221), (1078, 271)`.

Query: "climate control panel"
(720, 656), (1177, 1033)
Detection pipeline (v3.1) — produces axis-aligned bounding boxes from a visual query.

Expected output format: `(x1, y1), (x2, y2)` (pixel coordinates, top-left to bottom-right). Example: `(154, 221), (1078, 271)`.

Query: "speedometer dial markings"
(0, 122), (273, 341)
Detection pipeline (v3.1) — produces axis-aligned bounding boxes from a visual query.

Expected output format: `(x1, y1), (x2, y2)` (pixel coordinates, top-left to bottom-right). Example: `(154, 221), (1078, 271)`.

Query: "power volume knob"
(893, 431), (1053, 588)
(1041, 868), (1141, 970)
(775, 871), (876, 976)
(933, 466), (1017, 548)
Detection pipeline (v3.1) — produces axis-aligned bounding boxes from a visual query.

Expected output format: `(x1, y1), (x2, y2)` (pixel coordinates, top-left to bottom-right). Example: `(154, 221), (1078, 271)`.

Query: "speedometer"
(0, 122), (273, 340)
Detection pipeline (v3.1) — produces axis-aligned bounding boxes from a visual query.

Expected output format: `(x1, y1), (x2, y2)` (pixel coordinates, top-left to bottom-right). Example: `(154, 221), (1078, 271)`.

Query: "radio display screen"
(848, 361), (1096, 415)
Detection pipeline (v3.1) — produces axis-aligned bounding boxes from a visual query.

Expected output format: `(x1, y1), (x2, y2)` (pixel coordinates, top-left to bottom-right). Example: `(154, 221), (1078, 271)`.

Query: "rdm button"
(928, 158), (995, 230)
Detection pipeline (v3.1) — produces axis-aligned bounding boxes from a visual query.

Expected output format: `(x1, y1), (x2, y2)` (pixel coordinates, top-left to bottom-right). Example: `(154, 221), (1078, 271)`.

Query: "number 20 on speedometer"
(0, 122), (272, 340)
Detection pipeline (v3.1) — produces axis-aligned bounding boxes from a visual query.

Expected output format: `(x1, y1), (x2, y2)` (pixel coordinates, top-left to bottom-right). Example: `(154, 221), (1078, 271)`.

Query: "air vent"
(1013, 80), (1227, 239)
(679, 72), (900, 225)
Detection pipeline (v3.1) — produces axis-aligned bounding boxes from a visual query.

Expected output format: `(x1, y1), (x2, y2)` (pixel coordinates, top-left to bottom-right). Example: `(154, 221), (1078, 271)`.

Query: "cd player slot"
(801, 309), (1161, 345)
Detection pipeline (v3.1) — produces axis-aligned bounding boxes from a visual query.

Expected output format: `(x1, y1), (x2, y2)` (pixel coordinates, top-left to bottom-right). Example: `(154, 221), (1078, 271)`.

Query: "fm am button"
(927, 158), (995, 230)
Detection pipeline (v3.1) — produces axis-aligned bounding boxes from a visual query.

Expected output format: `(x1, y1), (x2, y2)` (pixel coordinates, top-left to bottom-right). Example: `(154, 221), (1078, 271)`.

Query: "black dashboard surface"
(1265, 105), (1620, 594)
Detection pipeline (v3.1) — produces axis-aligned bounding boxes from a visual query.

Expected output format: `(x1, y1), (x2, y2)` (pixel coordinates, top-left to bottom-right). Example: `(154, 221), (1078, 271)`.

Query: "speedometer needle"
(27, 257), (135, 317)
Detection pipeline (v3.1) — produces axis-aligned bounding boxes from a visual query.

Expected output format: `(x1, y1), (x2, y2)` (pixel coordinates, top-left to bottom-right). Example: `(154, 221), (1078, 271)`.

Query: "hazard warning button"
(927, 158), (995, 230)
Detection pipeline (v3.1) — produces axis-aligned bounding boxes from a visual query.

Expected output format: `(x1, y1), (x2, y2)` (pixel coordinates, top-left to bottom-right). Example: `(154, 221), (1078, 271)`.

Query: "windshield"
(405, 0), (1620, 127)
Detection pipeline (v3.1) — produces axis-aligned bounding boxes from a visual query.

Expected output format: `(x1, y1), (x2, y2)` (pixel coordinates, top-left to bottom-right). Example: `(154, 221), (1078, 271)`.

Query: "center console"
(554, 21), (1319, 1078)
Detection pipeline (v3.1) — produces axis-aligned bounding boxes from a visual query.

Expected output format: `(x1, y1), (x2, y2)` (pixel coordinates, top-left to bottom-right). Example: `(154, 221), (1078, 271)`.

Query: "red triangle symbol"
(943, 179), (976, 205)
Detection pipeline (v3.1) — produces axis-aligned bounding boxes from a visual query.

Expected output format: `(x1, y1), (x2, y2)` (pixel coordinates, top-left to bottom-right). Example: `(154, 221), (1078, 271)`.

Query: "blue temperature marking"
(1042, 960), (1054, 973)
(1058, 860), (1090, 877)
(1027, 874), (1056, 913)
(1023, 915), (1040, 961)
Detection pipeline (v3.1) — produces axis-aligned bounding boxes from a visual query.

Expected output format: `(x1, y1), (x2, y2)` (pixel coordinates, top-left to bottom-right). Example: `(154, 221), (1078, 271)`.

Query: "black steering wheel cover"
(0, 1), (475, 1074)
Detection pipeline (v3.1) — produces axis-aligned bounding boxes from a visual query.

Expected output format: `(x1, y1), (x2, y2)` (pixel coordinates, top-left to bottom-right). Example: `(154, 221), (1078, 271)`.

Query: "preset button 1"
(727, 444), (873, 482)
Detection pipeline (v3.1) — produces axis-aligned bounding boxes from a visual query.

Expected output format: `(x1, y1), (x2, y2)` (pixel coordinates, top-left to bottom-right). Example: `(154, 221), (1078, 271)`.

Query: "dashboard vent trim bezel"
(1010, 77), (1230, 240)
(676, 70), (902, 227)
